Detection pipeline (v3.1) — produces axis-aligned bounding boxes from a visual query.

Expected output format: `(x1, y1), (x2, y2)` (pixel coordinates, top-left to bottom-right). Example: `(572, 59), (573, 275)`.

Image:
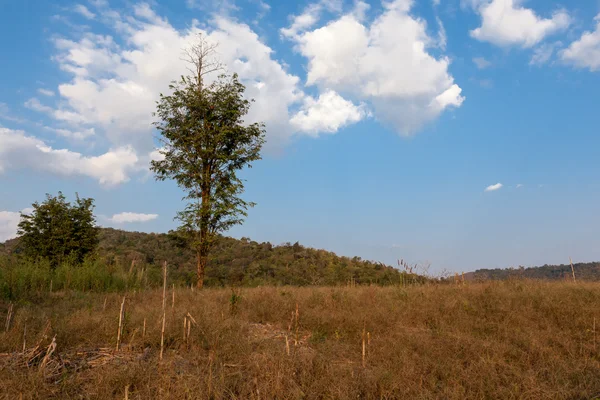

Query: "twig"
(569, 257), (577, 283)
(39, 336), (57, 371)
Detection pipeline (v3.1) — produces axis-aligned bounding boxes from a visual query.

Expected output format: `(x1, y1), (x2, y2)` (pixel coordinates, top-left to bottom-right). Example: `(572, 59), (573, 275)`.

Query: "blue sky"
(1, 0), (599, 274)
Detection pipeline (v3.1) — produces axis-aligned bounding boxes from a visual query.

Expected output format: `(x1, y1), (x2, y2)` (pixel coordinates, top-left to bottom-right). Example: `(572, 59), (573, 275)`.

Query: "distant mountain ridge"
(0, 227), (414, 287)
(465, 262), (600, 281)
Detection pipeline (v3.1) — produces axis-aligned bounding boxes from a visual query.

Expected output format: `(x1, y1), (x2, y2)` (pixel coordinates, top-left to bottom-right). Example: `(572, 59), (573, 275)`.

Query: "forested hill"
(466, 262), (600, 281)
(0, 228), (413, 287)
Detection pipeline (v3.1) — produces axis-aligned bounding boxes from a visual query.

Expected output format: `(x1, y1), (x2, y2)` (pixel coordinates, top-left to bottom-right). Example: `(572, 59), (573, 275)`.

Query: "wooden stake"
(570, 257), (577, 283)
(116, 296), (126, 351)
(160, 261), (167, 360)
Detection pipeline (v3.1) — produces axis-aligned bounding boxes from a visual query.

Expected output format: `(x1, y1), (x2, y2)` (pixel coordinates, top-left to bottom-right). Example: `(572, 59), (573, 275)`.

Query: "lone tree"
(151, 37), (265, 288)
(17, 192), (99, 267)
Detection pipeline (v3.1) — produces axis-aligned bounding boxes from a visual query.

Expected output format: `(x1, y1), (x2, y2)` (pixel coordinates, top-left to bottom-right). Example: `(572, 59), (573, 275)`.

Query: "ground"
(1, 281), (600, 399)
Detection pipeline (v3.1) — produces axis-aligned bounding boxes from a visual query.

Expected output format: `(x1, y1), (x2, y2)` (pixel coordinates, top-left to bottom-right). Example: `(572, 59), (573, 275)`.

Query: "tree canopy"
(17, 192), (98, 267)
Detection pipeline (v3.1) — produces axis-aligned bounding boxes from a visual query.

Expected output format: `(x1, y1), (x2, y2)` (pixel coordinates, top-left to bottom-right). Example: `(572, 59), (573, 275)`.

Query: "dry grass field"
(2, 281), (600, 399)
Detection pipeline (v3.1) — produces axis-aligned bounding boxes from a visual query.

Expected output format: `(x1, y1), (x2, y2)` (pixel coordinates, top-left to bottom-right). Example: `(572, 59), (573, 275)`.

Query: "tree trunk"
(196, 249), (207, 289)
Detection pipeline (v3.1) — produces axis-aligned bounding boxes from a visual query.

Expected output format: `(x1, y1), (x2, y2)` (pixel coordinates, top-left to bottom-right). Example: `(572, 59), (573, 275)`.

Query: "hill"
(465, 262), (600, 281)
(0, 228), (413, 287)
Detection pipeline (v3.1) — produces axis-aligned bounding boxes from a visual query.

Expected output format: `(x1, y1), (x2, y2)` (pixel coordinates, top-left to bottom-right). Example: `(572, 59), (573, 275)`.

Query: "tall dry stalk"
(142, 318), (146, 339)
(5, 303), (13, 332)
(362, 322), (366, 368)
(160, 261), (167, 360)
(594, 317), (597, 352)
(285, 335), (290, 356)
(570, 257), (577, 283)
(172, 284), (175, 310)
(116, 296), (126, 351)
(294, 303), (300, 346)
(183, 317), (187, 343)
(22, 325), (26, 353)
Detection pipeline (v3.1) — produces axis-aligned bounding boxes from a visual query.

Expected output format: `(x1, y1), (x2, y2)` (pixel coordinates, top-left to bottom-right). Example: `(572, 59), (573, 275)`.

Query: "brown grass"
(1, 280), (600, 399)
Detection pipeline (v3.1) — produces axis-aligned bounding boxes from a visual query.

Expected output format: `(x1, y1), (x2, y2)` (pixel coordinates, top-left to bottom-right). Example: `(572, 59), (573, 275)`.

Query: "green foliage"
(0, 227), (419, 299)
(470, 262), (600, 281)
(17, 192), (99, 268)
(151, 41), (265, 288)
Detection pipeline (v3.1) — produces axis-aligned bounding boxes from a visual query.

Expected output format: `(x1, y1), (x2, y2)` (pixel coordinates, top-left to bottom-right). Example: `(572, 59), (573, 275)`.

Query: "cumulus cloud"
(470, 0), (570, 48)
(44, 126), (95, 140)
(484, 183), (503, 192)
(49, 4), (306, 152)
(0, 127), (139, 186)
(109, 212), (158, 223)
(0, 211), (21, 242)
(290, 90), (368, 135)
(560, 14), (600, 71)
(288, 0), (464, 135)
(280, 0), (343, 39)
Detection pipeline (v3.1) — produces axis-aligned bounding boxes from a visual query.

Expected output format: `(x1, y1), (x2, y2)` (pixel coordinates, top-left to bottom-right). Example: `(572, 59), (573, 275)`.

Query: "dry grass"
(1, 280), (600, 399)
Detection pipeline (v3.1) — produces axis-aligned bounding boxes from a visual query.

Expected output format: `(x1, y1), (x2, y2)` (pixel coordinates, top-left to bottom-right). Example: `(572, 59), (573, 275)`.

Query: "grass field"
(2, 281), (600, 399)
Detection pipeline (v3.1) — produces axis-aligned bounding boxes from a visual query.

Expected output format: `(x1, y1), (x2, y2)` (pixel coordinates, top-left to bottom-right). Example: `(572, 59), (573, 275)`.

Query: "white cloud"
(473, 56), (491, 69)
(0, 211), (21, 242)
(516, 183), (524, 188)
(0, 127), (139, 186)
(74, 4), (96, 19)
(38, 88), (56, 97)
(45, 126), (96, 140)
(290, 0), (464, 136)
(0, 103), (26, 123)
(0, 208), (33, 242)
(280, 0), (343, 39)
(109, 212), (158, 223)
(24, 98), (53, 114)
(560, 14), (600, 71)
(530, 42), (561, 66)
(290, 90), (368, 135)
(470, 0), (570, 48)
(49, 6), (305, 152)
(484, 182), (503, 192)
